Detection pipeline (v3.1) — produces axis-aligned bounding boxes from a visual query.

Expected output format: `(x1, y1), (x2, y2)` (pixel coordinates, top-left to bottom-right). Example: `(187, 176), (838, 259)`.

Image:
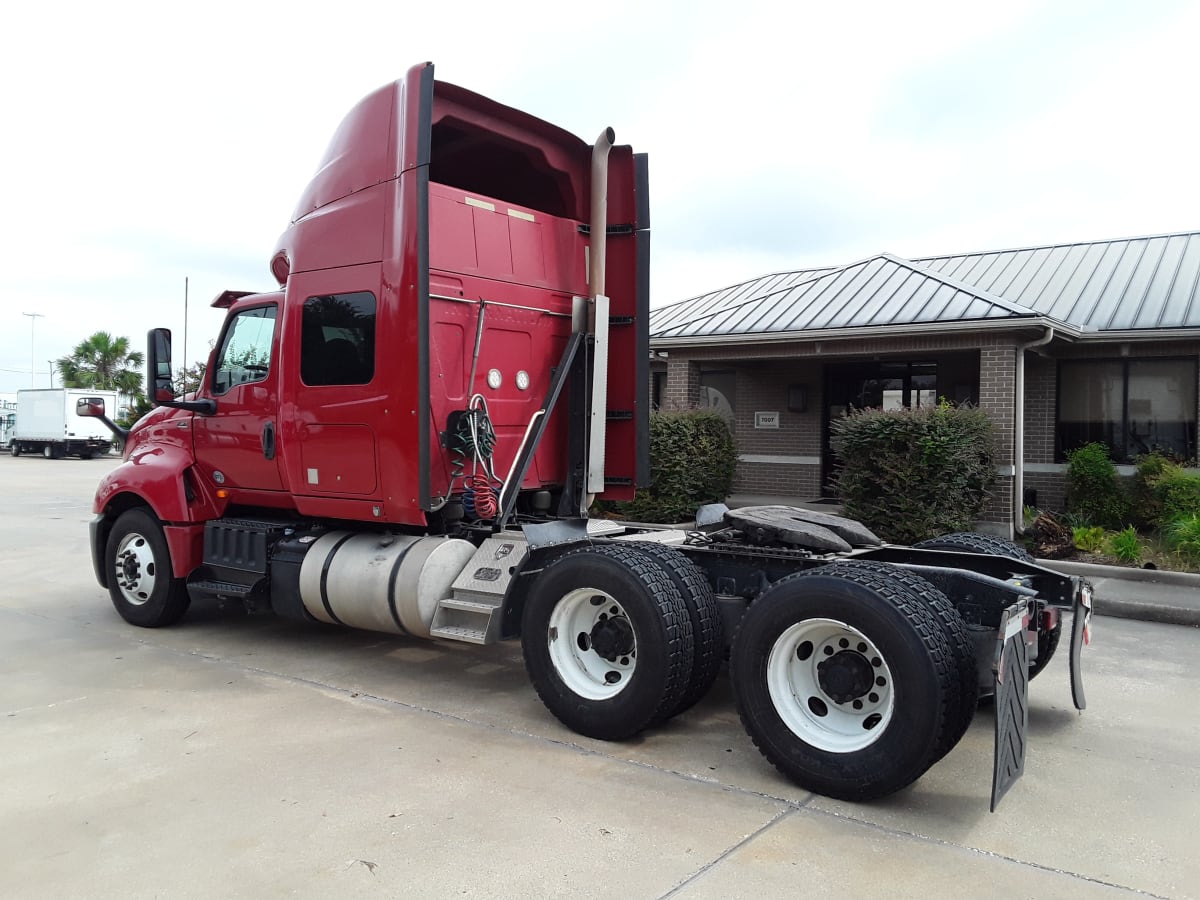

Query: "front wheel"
(105, 508), (190, 627)
(9, 443), (18, 457)
(731, 561), (956, 801)
(522, 545), (694, 741)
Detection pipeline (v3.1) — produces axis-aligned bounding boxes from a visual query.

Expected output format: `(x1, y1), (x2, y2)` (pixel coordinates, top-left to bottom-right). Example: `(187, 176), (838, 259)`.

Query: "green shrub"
(1131, 452), (1170, 527)
(1105, 526), (1143, 563)
(1060, 510), (1092, 530)
(1065, 443), (1131, 529)
(1153, 468), (1200, 526)
(606, 410), (737, 524)
(1072, 525), (1107, 553)
(830, 401), (995, 544)
(1165, 514), (1200, 562)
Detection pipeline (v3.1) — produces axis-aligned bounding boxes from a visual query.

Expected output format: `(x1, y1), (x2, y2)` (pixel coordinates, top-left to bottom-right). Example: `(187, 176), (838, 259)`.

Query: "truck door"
(193, 302), (285, 493)
(278, 264), (383, 506)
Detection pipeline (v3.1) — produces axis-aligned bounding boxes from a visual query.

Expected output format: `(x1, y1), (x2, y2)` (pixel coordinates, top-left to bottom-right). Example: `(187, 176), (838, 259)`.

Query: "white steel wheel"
(547, 588), (638, 701)
(112, 530), (159, 606)
(767, 617), (894, 753)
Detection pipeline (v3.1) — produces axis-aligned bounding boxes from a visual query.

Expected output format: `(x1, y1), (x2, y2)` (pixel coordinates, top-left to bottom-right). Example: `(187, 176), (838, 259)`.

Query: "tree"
(57, 332), (145, 394)
(175, 360), (208, 395)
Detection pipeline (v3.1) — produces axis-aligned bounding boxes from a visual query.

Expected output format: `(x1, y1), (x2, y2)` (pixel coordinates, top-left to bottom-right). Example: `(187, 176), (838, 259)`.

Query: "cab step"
(430, 534), (529, 645)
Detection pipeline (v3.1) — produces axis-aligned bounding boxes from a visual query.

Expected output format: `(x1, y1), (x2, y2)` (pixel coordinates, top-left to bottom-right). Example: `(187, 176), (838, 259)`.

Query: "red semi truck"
(83, 62), (1092, 808)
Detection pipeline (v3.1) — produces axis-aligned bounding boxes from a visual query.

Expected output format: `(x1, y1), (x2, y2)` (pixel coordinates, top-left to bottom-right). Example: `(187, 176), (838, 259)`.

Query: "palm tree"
(57, 332), (145, 393)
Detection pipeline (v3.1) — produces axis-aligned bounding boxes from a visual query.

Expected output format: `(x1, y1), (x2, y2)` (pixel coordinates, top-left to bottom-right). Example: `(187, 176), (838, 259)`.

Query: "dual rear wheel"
(730, 561), (972, 801)
(914, 531), (1062, 679)
(521, 543), (723, 741)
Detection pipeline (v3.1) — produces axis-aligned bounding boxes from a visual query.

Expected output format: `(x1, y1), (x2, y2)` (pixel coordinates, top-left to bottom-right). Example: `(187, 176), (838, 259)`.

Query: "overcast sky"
(2, 0), (1198, 393)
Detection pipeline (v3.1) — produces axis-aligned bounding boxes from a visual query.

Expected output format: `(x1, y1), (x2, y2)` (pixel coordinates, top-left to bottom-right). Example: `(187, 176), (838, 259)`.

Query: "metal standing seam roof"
(650, 253), (1040, 340)
(650, 230), (1200, 341)
(915, 230), (1200, 331)
(648, 268), (835, 336)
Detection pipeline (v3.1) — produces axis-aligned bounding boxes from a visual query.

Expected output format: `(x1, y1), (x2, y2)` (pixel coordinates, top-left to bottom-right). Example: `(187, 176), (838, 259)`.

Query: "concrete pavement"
(2, 455), (1199, 898)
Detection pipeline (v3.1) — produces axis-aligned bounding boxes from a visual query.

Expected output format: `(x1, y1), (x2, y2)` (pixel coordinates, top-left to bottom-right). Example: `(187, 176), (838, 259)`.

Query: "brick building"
(649, 231), (1200, 538)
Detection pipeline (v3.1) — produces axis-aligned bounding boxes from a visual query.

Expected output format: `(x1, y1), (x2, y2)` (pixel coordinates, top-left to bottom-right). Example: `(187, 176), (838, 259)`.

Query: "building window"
(651, 371), (666, 410)
(1058, 358), (1197, 462)
(301, 292), (377, 386)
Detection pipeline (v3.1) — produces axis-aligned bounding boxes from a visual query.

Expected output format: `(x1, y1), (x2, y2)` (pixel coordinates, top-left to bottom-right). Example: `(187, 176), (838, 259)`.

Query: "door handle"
(262, 421), (276, 460)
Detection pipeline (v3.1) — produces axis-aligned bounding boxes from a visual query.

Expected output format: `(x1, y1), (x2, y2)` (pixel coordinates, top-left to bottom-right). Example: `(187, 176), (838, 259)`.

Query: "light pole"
(47, 360), (56, 388)
(22, 312), (44, 388)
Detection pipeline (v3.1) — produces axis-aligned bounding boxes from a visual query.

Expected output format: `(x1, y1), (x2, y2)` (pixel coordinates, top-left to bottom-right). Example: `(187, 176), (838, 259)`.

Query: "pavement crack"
(658, 807), (797, 899)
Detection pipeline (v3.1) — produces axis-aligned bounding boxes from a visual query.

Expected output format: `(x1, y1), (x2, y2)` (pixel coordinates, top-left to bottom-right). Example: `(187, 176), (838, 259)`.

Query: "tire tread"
(628, 542), (724, 720)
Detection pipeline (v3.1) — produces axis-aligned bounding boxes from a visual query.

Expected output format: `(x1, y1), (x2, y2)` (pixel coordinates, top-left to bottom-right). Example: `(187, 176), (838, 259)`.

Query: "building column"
(978, 345), (1016, 538)
(663, 357), (699, 411)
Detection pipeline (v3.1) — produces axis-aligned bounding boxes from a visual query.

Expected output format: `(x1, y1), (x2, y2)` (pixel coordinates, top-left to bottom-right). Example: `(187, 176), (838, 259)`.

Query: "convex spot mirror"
(75, 397), (105, 418)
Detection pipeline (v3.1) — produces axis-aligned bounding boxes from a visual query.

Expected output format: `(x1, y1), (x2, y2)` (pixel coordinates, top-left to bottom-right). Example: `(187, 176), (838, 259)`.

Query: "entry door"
(822, 361), (937, 489)
(193, 303), (285, 493)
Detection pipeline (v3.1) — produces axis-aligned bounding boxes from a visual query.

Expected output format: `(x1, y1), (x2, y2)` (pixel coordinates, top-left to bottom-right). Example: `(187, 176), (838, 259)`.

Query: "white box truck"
(10, 389), (117, 459)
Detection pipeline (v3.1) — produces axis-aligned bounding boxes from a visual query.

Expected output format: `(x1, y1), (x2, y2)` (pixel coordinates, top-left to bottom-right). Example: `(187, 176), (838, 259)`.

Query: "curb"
(1037, 558), (1200, 588)
(1037, 559), (1200, 628)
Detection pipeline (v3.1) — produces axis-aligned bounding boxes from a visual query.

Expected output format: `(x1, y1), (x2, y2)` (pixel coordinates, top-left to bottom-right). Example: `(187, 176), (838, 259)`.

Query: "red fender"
(94, 442), (219, 579)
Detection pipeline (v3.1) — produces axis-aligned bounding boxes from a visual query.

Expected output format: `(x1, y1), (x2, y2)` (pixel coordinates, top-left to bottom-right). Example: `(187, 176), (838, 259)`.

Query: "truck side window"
(211, 306), (277, 395)
(300, 292), (376, 386)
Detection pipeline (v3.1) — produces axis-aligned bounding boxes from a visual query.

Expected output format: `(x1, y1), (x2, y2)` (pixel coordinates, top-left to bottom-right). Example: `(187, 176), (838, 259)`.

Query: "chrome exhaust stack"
(584, 128), (615, 502)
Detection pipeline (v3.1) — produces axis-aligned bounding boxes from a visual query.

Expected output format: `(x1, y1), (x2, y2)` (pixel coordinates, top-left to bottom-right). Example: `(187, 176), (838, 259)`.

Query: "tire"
(9, 443), (18, 457)
(522, 544), (694, 741)
(731, 560), (957, 801)
(43, 445), (53, 459)
(913, 532), (1035, 563)
(79, 451), (94, 460)
(105, 508), (190, 627)
(627, 542), (724, 720)
(1028, 616), (1062, 680)
(799, 560), (977, 763)
(914, 532), (1058, 679)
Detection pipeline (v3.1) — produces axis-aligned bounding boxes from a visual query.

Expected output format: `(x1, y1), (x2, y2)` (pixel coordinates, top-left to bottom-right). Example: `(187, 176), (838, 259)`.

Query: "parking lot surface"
(1, 455), (1197, 898)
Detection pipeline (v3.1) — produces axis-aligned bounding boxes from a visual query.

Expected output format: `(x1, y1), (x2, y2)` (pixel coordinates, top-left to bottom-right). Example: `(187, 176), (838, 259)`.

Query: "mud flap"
(1069, 580), (1093, 711)
(991, 598), (1030, 812)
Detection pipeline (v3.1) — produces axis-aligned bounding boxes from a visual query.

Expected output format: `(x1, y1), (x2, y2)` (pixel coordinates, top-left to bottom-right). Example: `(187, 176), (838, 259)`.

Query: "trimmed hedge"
(830, 402), (995, 544)
(606, 410), (737, 524)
